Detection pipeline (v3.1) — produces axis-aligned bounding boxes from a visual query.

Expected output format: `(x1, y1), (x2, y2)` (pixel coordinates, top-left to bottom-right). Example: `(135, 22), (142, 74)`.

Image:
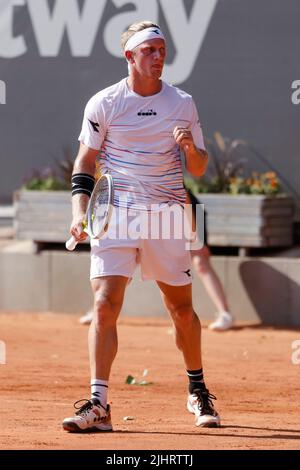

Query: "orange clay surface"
(0, 312), (300, 450)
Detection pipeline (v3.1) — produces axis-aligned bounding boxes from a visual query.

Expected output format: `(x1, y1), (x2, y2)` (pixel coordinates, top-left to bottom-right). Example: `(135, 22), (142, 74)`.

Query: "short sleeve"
(78, 95), (106, 151)
(189, 99), (205, 151)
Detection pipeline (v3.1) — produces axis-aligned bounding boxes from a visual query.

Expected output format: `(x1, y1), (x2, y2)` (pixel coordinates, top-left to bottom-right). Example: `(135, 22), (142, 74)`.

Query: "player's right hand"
(70, 218), (88, 242)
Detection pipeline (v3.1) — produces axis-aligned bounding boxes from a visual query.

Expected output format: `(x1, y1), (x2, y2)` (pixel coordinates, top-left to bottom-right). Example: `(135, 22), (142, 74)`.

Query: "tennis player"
(63, 21), (220, 432)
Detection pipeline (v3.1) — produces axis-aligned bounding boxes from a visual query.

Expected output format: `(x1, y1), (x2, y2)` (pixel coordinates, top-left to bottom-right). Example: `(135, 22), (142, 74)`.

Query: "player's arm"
(173, 126), (208, 177)
(70, 143), (99, 242)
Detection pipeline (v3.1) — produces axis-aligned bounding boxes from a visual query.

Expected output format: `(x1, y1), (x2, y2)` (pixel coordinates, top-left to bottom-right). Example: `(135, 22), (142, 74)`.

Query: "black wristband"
(71, 173), (95, 197)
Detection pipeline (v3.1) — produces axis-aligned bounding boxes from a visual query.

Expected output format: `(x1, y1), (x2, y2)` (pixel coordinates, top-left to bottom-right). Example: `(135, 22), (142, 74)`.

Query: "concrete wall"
(1, 245), (300, 326)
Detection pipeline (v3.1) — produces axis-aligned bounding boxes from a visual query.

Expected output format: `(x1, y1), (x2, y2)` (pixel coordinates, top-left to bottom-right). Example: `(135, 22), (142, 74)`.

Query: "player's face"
(132, 38), (166, 79)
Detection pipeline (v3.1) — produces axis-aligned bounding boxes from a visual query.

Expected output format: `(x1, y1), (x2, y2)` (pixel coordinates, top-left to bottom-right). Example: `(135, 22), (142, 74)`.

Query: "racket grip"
(65, 236), (78, 251)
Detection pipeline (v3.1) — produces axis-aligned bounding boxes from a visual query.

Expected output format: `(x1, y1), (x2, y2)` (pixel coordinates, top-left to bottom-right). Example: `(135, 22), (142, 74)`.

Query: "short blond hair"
(121, 21), (161, 51)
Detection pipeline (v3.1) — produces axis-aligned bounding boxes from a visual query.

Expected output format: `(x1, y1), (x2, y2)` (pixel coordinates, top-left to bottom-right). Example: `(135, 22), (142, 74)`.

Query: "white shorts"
(90, 206), (192, 286)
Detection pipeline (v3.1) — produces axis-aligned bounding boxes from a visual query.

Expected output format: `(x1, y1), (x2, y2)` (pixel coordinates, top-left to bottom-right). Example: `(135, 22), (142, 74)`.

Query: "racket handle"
(65, 236), (78, 251)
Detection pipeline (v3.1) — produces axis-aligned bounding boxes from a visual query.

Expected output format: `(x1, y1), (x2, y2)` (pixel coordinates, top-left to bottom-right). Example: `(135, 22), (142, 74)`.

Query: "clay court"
(0, 312), (300, 450)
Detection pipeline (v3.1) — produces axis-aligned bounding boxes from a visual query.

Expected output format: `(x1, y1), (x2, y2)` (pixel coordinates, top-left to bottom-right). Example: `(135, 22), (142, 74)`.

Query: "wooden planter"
(196, 194), (294, 249)
(14, 190), (72, 244)
(14, 191), (295, 252)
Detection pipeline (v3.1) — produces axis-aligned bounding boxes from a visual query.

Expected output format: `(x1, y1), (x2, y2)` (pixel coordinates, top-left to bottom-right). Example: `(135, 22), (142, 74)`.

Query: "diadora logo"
(88, 119), (100, 133)
(137, 109), (157, 116)
(183, 269), (192, 278)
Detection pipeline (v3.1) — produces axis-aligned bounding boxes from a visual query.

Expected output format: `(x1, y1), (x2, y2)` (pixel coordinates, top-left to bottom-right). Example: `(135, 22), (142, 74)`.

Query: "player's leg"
(89, 275), (128, 381)
(157, 281), (220, 427)
(63, 242), (137, 433)
(62, 275), (128, 433)
(157, 281), (202, 369)
(192, 246), (233, 330)
(141, 206), (220, 427)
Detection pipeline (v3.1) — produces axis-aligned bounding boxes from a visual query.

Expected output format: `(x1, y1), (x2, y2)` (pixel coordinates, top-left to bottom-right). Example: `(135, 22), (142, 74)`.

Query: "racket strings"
(89, 179), (111, 236)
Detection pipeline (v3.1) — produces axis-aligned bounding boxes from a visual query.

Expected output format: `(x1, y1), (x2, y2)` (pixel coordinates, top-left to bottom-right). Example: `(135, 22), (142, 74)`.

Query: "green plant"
(22, 149), (74, 191)
(229, 172), (280, 195)
(205, 132), (246, 192)
(22, 167), (70, 191)
(55, 147), (74, 186)
(184, 132), (282, 195)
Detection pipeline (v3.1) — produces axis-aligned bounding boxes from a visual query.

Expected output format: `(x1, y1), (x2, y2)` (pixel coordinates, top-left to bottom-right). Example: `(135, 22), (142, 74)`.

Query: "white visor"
(124, 27), (165, 53)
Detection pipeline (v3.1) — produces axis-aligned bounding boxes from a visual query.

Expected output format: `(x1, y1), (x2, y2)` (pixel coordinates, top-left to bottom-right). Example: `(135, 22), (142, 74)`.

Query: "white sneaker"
(62, 398), (113, 433)
(187, 388), (221, 427)
(79, 310), (93, 325)
(208, 311), (233, 331)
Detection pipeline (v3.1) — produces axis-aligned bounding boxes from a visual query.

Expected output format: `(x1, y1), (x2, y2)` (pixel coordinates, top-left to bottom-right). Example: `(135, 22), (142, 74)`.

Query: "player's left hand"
(173, 126), (196, 153)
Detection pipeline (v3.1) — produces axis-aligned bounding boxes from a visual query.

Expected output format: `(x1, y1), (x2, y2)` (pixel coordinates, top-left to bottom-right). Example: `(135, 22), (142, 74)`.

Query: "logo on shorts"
(137, 109), (157, 116)
(183, 269), (191, 277)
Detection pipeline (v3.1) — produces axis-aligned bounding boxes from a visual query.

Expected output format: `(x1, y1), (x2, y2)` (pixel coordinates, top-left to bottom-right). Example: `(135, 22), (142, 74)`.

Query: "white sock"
(91, 379), (108, 408)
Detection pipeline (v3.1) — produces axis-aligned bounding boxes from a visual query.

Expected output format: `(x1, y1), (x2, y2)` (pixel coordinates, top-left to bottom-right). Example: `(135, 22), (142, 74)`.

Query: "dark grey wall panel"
(0, 0), (299, 209)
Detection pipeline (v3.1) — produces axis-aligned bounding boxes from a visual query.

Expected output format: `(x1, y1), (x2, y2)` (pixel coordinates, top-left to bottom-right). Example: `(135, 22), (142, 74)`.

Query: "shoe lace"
(194, 389), (217, 415)
(74, 399), (94, 416)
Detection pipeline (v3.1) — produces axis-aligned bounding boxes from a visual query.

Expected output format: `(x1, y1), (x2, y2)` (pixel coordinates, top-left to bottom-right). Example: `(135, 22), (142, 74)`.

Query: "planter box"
(14, 190), (73, 243)
(14, 191), (295, 250)
(197, 194), (294, 248)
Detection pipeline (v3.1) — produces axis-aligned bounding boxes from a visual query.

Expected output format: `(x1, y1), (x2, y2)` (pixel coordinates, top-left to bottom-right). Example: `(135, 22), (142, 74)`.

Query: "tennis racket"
(65, 174), (114, 251)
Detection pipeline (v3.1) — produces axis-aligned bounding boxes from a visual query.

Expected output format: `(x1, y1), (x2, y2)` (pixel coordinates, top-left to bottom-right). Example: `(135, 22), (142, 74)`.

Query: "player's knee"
(169, 304), (195, 327)
(94, 294), (120, 327)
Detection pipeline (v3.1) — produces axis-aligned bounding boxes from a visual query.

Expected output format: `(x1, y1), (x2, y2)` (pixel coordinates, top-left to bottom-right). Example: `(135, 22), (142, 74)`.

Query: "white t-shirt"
(79, 78), (205, 211)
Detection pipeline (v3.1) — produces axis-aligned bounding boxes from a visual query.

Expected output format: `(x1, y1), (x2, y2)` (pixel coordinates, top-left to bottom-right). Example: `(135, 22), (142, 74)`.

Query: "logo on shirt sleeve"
(88, 119), (100, 133)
